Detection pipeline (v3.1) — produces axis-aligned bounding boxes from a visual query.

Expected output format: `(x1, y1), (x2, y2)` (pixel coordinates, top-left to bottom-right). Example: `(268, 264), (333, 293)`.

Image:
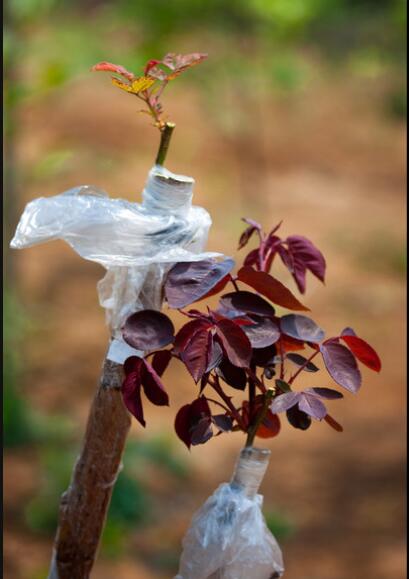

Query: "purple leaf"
(270, 391), (301, 414)
(123, 310), (175, 351)
(242, 315), (280, 348)
(173, 319), (211, 355)
(286, 353), (319, 372)
(238, 225), (258, 250)
(243, 248), (260, 268)
(284, 235), (326, 293)
(174, 397), (212, 449)
(215, 318), (252, 367)
(181, 328), (211, 383)
(280, 314), (325, 343)
(298, 392), (327, 419)
(165, 258), (235, 309)
(242, 217), (262, 230)
(212, 414), (233, 432)
(217, 358), (247, 390)
(320, 342), (362, 393)
(306, 387), (343, 399)
(341, 327), (356, 337)
(190, 417), (213, 445)
(206, 340), (223, 372)
(219, 291), (276, 317)
(141, 360), (169, 406)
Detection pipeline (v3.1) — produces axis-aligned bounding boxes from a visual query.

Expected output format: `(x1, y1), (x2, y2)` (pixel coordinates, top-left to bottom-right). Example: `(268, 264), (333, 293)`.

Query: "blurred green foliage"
(265, 509), (295, 541)
(24, 435), (189, 558)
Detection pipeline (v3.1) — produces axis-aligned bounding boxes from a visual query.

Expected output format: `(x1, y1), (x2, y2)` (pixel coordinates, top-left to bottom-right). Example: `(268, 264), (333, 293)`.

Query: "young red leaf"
(123, 310), (175, 351)
(282, 235), (326, 294)
(215, 318), (252, 367)
(340, 334), (381, 372)
(165, 258), (235, 309)
(256, 411), (281, 439)
(122, 358), (145, 426)
(276, 335), (305, 353)
(320, 342), (362, 393)
(280, 314), (325, 343)
(237, 267), (309, 311)
(91, 61), (135, 81)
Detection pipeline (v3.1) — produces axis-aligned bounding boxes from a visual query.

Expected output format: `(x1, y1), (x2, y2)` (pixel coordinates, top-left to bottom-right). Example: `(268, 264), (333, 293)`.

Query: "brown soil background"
(4, 71), (406, 579)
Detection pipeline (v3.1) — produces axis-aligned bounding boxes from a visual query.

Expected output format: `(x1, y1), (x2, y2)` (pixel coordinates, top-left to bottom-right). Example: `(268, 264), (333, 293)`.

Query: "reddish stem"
(288, 349), (320, 385)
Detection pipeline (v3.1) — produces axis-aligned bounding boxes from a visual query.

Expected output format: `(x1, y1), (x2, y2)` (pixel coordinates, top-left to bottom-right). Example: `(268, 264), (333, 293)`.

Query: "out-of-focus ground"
(4, 1), (406, 578)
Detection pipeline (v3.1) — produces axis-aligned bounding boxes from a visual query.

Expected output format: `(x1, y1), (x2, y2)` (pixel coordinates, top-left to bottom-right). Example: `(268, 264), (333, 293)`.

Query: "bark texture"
(49, 357), (131, 579)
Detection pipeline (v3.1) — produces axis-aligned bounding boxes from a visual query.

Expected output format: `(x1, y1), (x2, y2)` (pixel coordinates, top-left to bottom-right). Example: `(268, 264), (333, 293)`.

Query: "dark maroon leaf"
(215, 318), (252, 367)
(190, 417), (213, 445)
(320, 342), (362, 393)
(199, 372), (210, 393)
(173, 319), (211, 355)
(270, 391), (300, 413)
(212, 414), (233, 432)
(306, 387), (343, 399)
(243, 248), (260, 268)
(141, 360), (169, 406)
(181, 328), (211, 382)
(190, 396), (212, 422)
(219, 291), (276, 317)
(340, 334), (381, 372)
(251, 344), (277, 367)
(238, 267), (309, 311)
(165, 258), (235, 309)
(286, 405), (312, 430)
(124, 355), (143, 375)
(123, 310), (175, 351)
(122, 358), (145, 426)
(242, 315), (280, 348)
(151, 350), (172, 376)
(175, 404), (192, 449)
(298, 393), (327, 419)
(324, 414), (344, 432)
(268, 220), (283, 238)
(238, 225), (258, 250)
(280, 314), (325, 343)
(286, 353), (319, 372)
(217, 358), (247, 390)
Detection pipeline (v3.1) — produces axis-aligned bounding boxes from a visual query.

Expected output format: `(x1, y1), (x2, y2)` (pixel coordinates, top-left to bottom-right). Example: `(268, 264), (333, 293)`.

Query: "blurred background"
(3, 0), (406, 578)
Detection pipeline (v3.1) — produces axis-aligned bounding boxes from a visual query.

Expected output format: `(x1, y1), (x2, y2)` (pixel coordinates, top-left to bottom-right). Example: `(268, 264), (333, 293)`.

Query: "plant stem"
(155, 121), (175, 166)
(245, 388), (275, 447)
(288, 349), (320, 384)
(209, 376), (245, 430)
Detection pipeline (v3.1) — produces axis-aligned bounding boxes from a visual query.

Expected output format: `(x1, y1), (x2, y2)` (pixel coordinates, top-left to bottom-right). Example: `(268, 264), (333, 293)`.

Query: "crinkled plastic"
(10, 165), (221, 355)
(175, 447), (284, 579)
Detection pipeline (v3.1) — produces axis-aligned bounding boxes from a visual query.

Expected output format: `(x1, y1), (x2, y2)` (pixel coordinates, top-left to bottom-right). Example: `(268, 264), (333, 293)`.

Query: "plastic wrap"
(10, 165), (221, 360)
(175, 447), (284, 579)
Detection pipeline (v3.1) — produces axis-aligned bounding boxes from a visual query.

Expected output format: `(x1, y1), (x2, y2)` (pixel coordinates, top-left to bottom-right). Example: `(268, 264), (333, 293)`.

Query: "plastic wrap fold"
(175, 447), (284, 579)
(10, 165), (221, 361)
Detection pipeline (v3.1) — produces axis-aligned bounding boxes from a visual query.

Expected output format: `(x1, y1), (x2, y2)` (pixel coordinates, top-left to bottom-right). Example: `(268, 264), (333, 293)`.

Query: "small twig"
(229, 275), (240, 292)
(288, 349), (320, 385)
(206, 397), (231, 414)
(245, 388), (275, 447)
(208, 375), (245, 430)
(155, 122), (175, 166)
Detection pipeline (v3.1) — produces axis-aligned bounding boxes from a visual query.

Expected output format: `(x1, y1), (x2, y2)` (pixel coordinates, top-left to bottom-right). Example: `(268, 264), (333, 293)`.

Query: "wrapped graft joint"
(11, 165), (222, 360)
(175, 447), (284, 579)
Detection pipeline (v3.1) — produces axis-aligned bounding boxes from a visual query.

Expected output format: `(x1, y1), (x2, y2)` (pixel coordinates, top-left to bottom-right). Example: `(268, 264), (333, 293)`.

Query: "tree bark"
(48, 356), (131, 579)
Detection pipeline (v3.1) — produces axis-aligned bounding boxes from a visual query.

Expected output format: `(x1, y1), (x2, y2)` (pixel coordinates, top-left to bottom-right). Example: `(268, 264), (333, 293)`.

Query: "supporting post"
(48, 357), (131, 579)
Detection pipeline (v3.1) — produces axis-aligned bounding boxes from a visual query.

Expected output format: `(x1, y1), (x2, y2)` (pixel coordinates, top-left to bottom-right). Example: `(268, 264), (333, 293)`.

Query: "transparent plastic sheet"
(175, 447), (284, 579)
(11, 165), (221, 361)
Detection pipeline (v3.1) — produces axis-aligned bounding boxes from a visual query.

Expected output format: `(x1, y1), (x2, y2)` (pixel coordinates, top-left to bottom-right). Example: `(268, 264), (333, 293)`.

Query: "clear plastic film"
(175, 447), (284, 579)
(10, 165), (221, 361)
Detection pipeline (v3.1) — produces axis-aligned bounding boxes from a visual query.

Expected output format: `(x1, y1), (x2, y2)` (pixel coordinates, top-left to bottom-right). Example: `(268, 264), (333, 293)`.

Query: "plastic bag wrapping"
(175, 447), (284, 579)
(10, 165), (221, 358)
